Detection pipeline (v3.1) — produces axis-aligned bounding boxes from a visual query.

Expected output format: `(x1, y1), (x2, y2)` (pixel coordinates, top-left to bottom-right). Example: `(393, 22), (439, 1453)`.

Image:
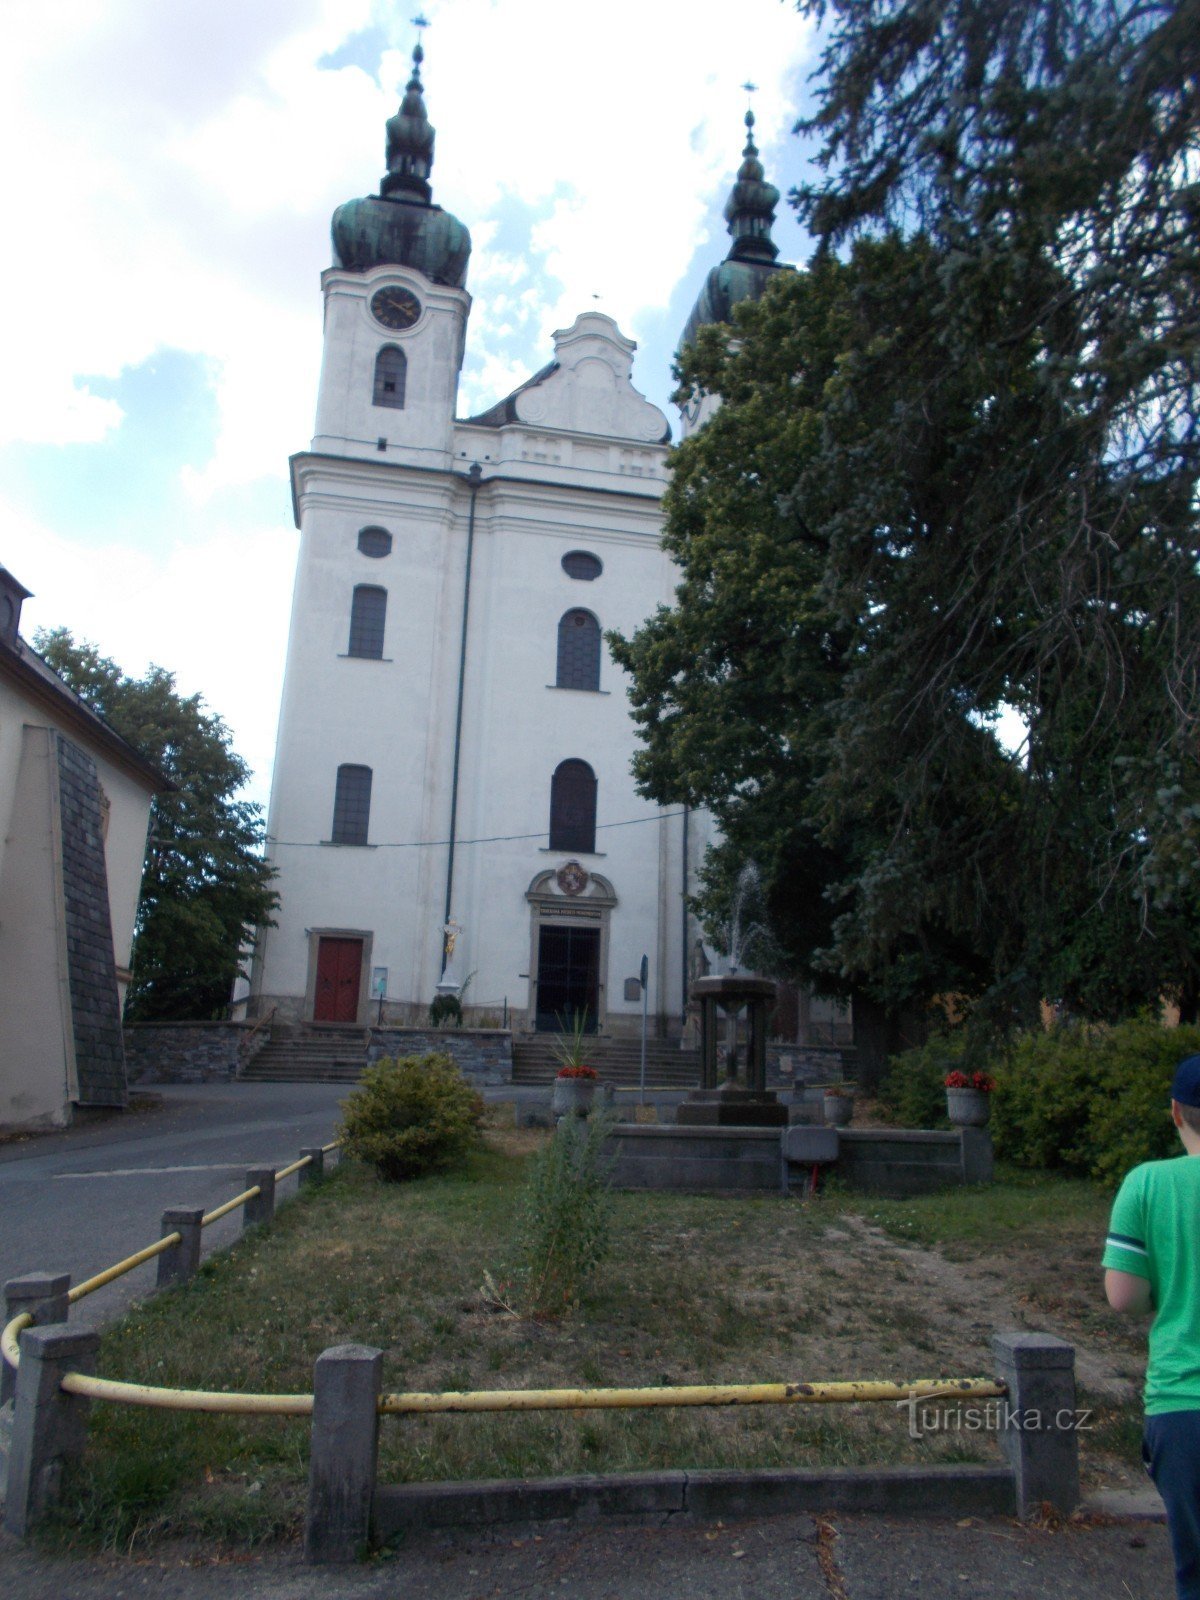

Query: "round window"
(562, 550), (602, 581)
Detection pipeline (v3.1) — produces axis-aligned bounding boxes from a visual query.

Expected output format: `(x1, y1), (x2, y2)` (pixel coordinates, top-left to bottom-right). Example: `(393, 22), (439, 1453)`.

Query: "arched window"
(562, 550), (602, 581)
(556, 609), (601, 691)
(549, 760), (597, 853)
(331, 764), (372, 846)
(348, 585), (386, 658)
(358, 526), (392, 558)
(373, 346), (406, 409)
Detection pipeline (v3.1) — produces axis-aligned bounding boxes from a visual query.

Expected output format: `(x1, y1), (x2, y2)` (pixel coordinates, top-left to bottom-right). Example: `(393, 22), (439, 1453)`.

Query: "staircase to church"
(241, 1027), (369, 1083)
(511, 1035), (701, 1088)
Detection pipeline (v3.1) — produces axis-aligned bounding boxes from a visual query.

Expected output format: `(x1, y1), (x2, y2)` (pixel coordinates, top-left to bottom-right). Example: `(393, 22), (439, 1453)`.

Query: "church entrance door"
(313, 936), (363, 1023)
(535, 925), (599, 1032)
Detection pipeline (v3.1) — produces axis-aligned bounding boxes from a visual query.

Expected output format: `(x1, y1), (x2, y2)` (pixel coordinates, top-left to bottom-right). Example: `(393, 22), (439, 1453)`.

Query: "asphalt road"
(0, 1083), (348, 1330)
(0, 1509), (1177, 1598)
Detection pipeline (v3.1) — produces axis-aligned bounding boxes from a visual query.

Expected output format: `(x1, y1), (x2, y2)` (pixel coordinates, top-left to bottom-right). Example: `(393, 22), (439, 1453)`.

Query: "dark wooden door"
(535, 925), (600, 1032)
(314, 937), (363, 1023)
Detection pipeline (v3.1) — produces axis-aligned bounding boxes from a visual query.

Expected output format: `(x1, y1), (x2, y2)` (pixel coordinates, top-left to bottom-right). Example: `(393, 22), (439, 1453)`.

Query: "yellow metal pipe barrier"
(1, 1311), (32, 1373)
(274, 1155), (312, 1182)
(378, 1377), (1007, 1416)
(201, 1187), (260, 1228)
(68, 1234), (182, 1302)
(59, 1370), (314, 1415)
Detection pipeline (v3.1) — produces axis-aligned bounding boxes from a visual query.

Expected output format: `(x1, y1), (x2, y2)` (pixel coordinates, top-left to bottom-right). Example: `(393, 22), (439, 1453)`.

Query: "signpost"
(639, 953), (649, 1104)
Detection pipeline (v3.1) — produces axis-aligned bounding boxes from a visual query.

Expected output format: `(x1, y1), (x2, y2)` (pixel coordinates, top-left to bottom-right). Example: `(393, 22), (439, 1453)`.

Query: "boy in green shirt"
(1103, 1053), (1200, 1600)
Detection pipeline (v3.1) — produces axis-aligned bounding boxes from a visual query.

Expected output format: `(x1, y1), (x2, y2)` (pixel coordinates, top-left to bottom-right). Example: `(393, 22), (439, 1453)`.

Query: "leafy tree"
(613, 0), (1200, 1029)
(35, 628), (278, 1021)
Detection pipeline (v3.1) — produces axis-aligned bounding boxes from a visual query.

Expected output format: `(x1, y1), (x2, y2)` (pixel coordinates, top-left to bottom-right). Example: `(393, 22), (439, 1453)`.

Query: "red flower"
(944, 1070), (995, 1093)
(556, 1065), (597, 1079)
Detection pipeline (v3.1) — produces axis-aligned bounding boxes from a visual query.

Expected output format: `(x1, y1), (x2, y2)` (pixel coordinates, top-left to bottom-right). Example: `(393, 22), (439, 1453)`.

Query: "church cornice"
(289, 451), (668, 529)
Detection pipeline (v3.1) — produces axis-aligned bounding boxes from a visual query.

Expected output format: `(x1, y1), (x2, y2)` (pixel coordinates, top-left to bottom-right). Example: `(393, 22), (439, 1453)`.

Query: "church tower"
(678, 108), (789, 438)
(252, 47), (687, 1040)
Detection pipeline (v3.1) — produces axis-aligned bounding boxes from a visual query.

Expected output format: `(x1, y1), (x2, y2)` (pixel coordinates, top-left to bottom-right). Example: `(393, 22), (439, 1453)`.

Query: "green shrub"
(512, 1109), (614, 1318)
(992, 1017), (1200, 1185)
(428, 993), (462, 1028)
(878, 1034), (973, 1129)
(338, 1053), (484, 1182)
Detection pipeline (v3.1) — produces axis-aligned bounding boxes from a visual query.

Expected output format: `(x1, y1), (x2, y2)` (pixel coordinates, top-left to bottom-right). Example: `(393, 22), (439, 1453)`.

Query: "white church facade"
(248, 46), (801, 1042)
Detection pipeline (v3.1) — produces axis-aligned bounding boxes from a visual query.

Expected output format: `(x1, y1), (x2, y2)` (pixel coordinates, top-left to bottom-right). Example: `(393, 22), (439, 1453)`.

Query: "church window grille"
(549, 759), (597, 853)
(358, 526), (392, 558)
(562, 550), (602, 581)
(331, 764), (372, 846)
(348, 585), (387, 658)
(373, 346), (407, 409)
(556, 609), (601, 691)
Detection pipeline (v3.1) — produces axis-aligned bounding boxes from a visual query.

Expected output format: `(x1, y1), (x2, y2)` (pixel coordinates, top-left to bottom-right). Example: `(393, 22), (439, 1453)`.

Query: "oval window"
(562, 550), (602, 581)
(358, 526), (393, 558)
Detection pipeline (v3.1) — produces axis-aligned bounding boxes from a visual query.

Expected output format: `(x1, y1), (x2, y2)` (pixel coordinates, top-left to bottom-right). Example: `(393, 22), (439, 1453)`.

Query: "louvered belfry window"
(331, 765), (372, 846)
(556, 609), (601, 691)
(549, 759), (597, 853)
(348, 585), (387, 658)
(373, 346), (407, 409)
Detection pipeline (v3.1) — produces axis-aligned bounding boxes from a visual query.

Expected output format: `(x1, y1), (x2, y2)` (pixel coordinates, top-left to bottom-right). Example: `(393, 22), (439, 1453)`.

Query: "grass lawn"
(44, 1112), (1148, 1552)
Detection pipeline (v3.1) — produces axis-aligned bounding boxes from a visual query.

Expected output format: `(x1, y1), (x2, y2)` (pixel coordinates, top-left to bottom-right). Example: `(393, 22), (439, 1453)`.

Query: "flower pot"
(823, 1091), (853, 1127)
(552, 1077), (597, 1118)
(945, 1087), (991, 1127)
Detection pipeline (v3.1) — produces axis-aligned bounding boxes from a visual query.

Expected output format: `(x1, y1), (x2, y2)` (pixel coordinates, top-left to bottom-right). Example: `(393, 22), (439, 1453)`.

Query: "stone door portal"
(536, 925), (599, 1032)
(313, 936), (363, 1023)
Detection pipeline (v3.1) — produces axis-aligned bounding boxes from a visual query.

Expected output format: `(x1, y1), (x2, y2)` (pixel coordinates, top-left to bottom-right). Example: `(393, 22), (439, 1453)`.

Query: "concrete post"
(305, 1343), (383, 1564)
(2, 1274), (70, 1408)
(960, 1126), (994, 1184)
(299, 1148), (326, 1188)
(992, 1330), (1080, 1518)
(244, 1168), (276, 1230)
(156, 1207), (205, 1289)
(4, 1323), (99, 1537)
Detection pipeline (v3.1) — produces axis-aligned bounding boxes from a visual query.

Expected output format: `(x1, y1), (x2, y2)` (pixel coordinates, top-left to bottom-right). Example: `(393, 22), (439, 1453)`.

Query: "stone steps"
(512, 1036), (701, 1087)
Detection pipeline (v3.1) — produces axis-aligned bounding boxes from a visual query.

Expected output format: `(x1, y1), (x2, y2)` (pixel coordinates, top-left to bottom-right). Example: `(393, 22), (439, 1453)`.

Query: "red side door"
(314, 937), (363, 1023)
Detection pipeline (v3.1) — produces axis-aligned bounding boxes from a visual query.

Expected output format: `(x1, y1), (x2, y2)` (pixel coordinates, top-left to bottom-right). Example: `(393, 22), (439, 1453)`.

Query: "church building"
(248, 46), (795, 1041)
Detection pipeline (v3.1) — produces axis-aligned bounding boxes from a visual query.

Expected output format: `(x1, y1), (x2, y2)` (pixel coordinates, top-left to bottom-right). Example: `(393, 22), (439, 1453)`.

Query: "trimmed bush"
(878, 1034), (972, 1130)
(992, 1017), (1200, 1185)
(338, 1053), (484, 1182)
(882, 1016), (1200, 1185)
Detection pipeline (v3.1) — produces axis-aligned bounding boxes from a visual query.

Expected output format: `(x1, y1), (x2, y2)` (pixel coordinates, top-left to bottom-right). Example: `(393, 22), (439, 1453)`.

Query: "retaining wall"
(123, 1021), (269, 1084)
(367, 1028), (513, 1086)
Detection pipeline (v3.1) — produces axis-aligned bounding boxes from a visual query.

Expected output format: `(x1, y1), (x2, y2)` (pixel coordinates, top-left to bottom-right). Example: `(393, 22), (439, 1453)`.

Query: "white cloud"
(0, 0), (818, 792)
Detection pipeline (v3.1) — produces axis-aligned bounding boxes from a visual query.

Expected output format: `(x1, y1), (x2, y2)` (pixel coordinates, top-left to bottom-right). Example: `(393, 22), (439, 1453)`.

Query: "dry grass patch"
(44, 1121), (1139, 1551)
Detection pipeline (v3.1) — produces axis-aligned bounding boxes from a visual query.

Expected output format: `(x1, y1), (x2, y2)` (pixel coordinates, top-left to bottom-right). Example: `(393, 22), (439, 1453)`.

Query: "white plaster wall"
(258, 291), (700, 1030)
(313, 265), (469, 471)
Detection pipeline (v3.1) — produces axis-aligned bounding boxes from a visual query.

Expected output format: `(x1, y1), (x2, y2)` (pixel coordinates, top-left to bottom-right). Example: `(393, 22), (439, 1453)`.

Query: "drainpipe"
(442, 461), (483, 974)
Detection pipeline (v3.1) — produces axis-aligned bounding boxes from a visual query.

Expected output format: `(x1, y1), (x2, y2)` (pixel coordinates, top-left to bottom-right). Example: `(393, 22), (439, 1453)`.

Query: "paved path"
(0, 1509), (1176, 1598)
(0, 1084), (347, 1329)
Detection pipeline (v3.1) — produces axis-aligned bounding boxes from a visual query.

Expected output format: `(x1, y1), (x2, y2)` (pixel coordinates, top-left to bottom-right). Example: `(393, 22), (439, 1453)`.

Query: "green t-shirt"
(1103, 1155), (1200, 1415)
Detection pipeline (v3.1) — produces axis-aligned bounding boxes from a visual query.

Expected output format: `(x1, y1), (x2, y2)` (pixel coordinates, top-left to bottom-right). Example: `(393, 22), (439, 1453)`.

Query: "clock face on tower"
(370, 286), (422, 330)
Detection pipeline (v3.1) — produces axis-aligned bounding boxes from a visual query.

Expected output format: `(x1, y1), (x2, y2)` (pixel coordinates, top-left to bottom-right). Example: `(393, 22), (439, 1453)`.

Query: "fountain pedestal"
(676, 975), (786, 1128)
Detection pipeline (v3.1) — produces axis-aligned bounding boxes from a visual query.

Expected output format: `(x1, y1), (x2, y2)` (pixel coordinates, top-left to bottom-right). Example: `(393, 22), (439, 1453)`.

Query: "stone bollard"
(2, 1274), (70, 1408)
(305, 1344), (383, 1564)
(156, 1207), (206, 1289)
(992, 1330), (1080, 1518)
(4, 1323), (99, 1537)
(244, 1168), (276, 1230)
(299, 1148), (326, 1188)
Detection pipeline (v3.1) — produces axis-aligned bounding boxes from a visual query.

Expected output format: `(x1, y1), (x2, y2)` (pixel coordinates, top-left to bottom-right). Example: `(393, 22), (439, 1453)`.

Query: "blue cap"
(1170, 1055), (1200, 1108)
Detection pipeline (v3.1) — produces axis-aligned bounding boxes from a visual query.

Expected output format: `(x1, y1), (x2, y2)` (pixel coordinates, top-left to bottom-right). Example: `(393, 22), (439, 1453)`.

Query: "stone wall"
(124, 1022), (270, 1084)
(367, 1028), (512, 1087)
(57, 736), (127, 1107)
(767, 1043), (855, 1089)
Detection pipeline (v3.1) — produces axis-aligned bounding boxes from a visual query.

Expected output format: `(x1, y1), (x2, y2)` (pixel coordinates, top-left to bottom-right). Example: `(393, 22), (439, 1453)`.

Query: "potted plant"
(944, 1070), (995, 1126)
(823, 1085), (854, 1127)
(550, 1011), (599, 1118)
